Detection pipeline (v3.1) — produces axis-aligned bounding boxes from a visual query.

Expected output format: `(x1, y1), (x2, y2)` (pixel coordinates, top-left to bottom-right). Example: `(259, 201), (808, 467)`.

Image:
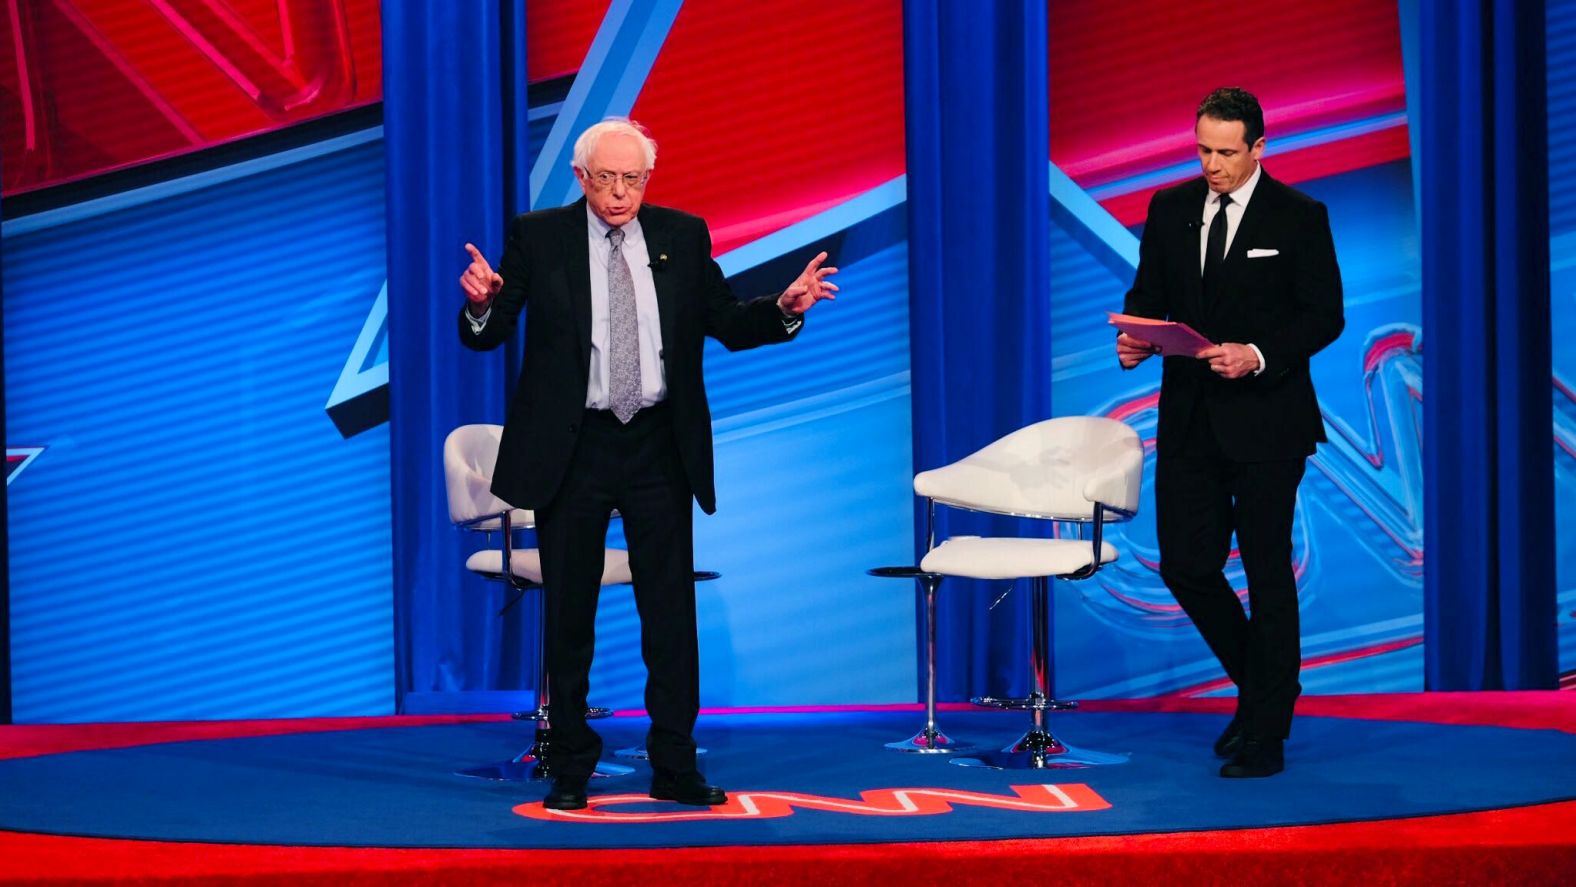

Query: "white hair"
(572, 118), (658, 171)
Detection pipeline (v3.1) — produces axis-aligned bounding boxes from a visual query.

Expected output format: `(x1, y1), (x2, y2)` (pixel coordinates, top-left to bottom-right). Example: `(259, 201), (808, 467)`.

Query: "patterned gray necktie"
(606, 226), (642, 423)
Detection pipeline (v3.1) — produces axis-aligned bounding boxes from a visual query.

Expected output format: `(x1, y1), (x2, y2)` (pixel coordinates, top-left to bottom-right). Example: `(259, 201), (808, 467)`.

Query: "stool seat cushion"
(465, 548), (633, 586)
(919, 536), (1118, 580)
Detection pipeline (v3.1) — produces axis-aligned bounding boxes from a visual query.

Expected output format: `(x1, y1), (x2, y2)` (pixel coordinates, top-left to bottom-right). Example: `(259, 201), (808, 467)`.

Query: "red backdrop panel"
(1049, 0), (1407, 223)
(527, 2), (609, 83)
(0, 0), (383, 196)
(628, 0), (906, 255)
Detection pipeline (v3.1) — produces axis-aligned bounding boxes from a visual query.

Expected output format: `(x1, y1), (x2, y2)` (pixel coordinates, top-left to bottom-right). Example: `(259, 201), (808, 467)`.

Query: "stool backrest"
(443, 424), (534, 528)
(914, 416), (1141, 520)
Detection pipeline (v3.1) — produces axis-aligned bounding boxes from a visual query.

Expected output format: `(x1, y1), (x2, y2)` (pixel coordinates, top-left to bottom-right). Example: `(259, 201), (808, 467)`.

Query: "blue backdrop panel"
(2, 134), (394, 722)
(1, 176), (8, 725)
(903, 0), (1052, 703)
(587, 239), (917, 707)
(1548, 0), (1576, 680)
(381, 0), (523, 713)
(1420, 0), (1557, 690)
(388, 0), (918, 713)
(1048, 159), (1425, 697)
(432, 2), (923, 712)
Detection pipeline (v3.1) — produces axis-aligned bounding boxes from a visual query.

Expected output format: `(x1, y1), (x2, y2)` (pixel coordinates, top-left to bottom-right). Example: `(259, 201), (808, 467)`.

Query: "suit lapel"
(1181, 178), (1208, 318)
(1222, 173), (1273, 276)
(563, 199), (593, 374)
(1205, 170), (1275, 319)
(640, 206), (679, 354)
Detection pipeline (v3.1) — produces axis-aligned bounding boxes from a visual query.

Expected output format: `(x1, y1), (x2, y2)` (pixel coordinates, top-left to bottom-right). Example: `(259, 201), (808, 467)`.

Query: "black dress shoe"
(543, 776), (589, 810)
(1219, 737), (1284, 778)
(650, 770), (727, 806)
(1213, 716), (1245, 759)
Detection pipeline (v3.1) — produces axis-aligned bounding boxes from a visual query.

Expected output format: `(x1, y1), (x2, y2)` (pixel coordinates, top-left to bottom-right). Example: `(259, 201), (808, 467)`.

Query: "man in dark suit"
(458, 119), (837, 809)
(1117, 88), (1343, 778)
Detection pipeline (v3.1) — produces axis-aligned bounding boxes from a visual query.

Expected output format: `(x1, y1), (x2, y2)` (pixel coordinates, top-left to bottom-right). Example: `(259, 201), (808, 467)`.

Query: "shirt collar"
(586, 204), (642, 242)
(1211, 163), (1262, 209)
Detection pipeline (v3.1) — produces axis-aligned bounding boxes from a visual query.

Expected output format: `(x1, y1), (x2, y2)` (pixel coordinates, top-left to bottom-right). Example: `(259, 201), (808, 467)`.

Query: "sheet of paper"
(1107, 312), (1214, 358)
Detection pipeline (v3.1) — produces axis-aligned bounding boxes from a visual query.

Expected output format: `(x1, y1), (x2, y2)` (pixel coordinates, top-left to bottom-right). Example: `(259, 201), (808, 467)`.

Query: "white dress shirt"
(584, 207), (666, 409)
(1199, 163), (1266, 375)
(467, 206), (668, 406)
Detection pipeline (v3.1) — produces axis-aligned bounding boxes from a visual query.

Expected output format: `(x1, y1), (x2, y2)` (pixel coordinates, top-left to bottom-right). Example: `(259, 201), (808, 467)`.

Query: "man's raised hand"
(461, 243), (504, 315)
(777, 251), (839, 316)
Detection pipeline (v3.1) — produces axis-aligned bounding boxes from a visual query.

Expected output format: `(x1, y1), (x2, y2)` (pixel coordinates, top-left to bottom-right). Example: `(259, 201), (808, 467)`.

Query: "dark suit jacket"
(1124, 172), (1344, 461)
(459, 199), (799, 513)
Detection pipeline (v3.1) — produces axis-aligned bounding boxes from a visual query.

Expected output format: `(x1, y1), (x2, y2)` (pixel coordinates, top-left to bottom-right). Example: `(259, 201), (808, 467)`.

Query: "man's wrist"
(466, 302), (492, 334)
(1247, 343), (1266, 376)
(779, 307), (802, 333)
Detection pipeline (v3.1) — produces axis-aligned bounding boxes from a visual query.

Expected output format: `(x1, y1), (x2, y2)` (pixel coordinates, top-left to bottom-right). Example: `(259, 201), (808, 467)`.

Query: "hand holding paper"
(1198, 342), (1262, 379)
(1108, 312), (1214, 358)
(1116, 331), (1158, 368)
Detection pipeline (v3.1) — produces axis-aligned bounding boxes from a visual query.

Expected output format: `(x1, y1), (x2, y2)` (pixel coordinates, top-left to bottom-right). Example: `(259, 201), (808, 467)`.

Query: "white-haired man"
(459, 119), (837, 810)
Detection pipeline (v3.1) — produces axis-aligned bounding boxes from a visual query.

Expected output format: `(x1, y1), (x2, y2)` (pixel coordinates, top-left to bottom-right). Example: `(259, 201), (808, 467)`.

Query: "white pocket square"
(1246, 248), (1280, 258)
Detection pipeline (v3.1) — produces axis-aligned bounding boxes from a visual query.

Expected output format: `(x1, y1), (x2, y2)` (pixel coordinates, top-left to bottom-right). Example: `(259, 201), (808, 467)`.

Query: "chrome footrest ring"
(969, 695), (1079, 712)
(512, 705), (614, 721)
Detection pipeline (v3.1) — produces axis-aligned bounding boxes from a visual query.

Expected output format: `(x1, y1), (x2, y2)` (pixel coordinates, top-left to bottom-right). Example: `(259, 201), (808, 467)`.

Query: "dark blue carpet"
(0, 710), (1572, 848)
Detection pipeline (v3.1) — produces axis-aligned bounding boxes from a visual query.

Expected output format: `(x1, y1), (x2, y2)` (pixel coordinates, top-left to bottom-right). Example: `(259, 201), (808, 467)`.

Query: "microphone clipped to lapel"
(649, 253), (669, 271)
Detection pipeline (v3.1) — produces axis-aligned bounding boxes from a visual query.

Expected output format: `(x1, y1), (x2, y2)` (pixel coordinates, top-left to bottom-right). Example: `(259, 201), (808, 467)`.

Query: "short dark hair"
(1197, 87), (1265, 147)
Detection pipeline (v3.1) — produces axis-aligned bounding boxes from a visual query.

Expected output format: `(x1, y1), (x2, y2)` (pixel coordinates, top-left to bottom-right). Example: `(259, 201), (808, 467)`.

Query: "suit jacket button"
(568, 423), (578, 433)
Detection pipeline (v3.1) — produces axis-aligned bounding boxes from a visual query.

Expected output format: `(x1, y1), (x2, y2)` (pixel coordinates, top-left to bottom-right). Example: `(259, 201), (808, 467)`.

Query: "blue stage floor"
(1, 707), (1573, 849)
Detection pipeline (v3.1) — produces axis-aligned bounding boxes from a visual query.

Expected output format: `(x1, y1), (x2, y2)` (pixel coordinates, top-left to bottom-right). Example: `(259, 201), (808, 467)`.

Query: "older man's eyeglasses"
(587, 170), (649, 190)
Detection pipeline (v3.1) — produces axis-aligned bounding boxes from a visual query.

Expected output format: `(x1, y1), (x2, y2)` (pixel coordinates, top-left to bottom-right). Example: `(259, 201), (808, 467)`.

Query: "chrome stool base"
(959, 577), (1124, 769)
(869, 565), (976, 755)
(885, 728), (975, 754)
(952, 728), (1127, 770)
(613, 745), (708, 761)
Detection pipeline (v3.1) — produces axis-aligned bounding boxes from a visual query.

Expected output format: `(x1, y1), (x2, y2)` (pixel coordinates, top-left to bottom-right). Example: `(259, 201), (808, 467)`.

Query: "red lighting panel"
(1, 0), (383, 196)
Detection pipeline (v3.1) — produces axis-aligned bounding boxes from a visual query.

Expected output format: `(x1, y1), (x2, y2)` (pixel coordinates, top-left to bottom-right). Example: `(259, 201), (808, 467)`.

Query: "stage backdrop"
(1042, 0), (1428, 698)
(1, 0), (393, 722)
(502, 0), (917, 710)
(0, 0), (918, 720)
(3, 1), (1571, 722)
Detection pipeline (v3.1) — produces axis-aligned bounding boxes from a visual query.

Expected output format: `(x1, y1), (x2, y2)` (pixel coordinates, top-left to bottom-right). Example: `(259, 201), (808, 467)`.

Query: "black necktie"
(1203, 193), (1232, 285)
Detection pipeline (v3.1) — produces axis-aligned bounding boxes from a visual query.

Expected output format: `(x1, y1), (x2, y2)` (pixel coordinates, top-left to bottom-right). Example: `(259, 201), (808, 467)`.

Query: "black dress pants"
(535, 402), (699, 779)
(1155, 403), (1307, 740)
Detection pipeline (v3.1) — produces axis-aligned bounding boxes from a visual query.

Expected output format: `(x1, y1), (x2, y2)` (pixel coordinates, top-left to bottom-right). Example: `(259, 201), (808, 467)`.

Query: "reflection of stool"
(908, 417), (1143, 770)
(613, 570), (721, 762)
(868, 565), (974, 754)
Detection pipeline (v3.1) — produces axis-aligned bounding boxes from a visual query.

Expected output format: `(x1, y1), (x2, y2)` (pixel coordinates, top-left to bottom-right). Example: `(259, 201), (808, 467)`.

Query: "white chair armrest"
(1082, 434), (1143, 515)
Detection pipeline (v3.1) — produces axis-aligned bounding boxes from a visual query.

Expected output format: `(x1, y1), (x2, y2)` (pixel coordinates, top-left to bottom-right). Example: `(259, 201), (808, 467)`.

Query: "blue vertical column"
(383, 1), (530, 709)
(1418, 0), (1557, 689)
(903, 1), (1052, 700)
(1, 180), (9, 725)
